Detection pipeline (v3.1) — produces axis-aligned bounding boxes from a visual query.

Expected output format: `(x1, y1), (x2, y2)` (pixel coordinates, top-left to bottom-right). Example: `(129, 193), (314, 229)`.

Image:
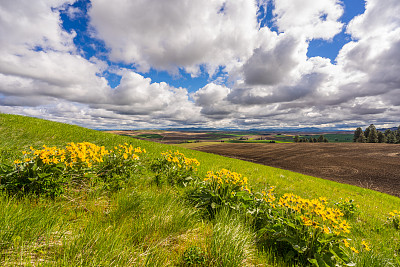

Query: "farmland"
(194, 143), (400, 197)
(107, 129), (354, 144)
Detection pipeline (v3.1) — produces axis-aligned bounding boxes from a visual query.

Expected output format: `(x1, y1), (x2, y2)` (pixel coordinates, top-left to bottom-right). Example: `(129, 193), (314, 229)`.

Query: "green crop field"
(300, 134), (354, 143)
(0, 113), (399, 266)
(135, 133), (164, 139)
(324, 134), (354, 143)
(227, 140), (291, 144)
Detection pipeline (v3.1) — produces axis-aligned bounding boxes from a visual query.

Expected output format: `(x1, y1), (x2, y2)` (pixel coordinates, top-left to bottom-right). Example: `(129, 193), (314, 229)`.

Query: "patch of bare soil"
(194, 143), (400, 197)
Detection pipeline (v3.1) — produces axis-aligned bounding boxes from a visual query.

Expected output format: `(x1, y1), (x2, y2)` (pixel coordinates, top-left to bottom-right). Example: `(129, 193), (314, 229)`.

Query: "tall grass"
(1, 113), (400, 265)
(207, 210), (254, 266)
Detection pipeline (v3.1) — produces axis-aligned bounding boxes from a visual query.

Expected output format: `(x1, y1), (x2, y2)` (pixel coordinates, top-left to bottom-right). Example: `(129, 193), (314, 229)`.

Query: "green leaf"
(310, 253), (331, 267)
(308, 258), (319, 266)
(37, 172), (51, 178)
(330, 245), (350, 263)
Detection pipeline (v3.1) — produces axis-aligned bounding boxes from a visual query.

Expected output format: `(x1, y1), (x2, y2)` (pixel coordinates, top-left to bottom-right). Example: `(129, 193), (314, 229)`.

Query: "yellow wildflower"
(361, 240), (371, 251)
(350, 247), (359, 254)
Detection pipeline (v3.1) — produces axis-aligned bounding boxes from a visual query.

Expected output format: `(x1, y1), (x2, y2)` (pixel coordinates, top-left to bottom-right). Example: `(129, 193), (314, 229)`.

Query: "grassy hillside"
(1, 113), (399, 266)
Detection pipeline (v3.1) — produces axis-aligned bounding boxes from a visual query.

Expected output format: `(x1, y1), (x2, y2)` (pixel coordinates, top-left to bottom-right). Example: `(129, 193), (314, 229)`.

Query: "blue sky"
(307, 0), (365, 62)
(0, 0), (399, 129)
(59, 0), (365, 90)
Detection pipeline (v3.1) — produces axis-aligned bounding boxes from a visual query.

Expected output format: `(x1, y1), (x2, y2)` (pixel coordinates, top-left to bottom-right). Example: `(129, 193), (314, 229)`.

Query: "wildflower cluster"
(18, 145), (63, 165)
(65, 142), (109, 168)
(388, 210), (400, 230)
(188, 168), (255, 218)
(261, 186), (276, 205)
(21, 142), (109, 169)
(161, 150), (200, 170)
(204, 169), (250, 192)
(188, 168), (370, 266)
(110, 143), (146, 161)
(96, 143), (147, 190)
(151, 150), (200, 186)
(276, 193), (351, 236)
(256, 190), (368, 263)
(2, 142), (146, 197)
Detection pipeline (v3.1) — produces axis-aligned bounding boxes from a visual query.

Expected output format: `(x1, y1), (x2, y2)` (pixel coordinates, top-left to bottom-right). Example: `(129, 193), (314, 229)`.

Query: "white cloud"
(334, 0), (400, 102)
(1, 0), (399, 130)
(192, 83), (235, 118)
(243, 33), (303, 85)
(89, 0), (260, 75)
(272, 0), (344, 40)
(0, 0), (205, 128)
(0, 0), (76, 53)
(346, 0), (399, 40)
(93, 70), (204, 123)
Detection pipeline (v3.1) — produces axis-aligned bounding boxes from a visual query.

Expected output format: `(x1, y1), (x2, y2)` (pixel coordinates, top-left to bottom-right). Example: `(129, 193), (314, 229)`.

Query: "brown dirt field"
(193, 143), (400, 197)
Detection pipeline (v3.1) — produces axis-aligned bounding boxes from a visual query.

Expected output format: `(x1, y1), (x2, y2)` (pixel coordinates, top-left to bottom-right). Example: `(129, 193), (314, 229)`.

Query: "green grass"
(135, 134), (164, 139)
(175, 141), (223, 149)
(299, 134), (353, 143)
(227, 140), (291, 144)
(270, 135), (296, 142)
(324, 133), (354, 142)
(1, 113), (400, 266)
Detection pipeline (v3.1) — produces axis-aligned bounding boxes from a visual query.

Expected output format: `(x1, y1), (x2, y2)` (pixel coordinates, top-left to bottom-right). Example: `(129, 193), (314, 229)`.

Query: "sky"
(0, 0), (399, 130)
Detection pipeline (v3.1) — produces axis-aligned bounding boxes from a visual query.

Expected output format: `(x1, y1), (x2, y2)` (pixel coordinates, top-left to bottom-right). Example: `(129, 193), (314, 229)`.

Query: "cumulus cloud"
(272, 0), (344, 40)
(192, 83), (235, 119)
(346, 0), (399, 40)
(243, 34), (302, 85)
(92, 70), (204, 123)
(229, 73), (326, 105)
(217, 0), (400, 128)
(0, 0), (205, 128)
(333, 0), (400, 105)
(89, 0), (260, 75)
(0, 0), (76, 53)
(1, 0), (399, 130)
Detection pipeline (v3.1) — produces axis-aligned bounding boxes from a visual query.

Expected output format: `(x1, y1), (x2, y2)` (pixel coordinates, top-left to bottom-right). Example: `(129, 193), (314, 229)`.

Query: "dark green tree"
(367, 124), (378, 143)
(317, 135), (324, 142)
(323, 137), (329, 143)
(396, 125), (400, 144)
(377, 132), (386, 143)
(353, 127), (363, 142)
(387, 132), (397, 144)
(356, 132), (366, 143)
(364, 127), (370, 139)
(294, 135), (299, 143)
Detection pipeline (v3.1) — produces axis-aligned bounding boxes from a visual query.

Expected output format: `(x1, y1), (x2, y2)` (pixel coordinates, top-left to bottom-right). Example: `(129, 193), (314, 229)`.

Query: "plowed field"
(194, 143), (400, 197)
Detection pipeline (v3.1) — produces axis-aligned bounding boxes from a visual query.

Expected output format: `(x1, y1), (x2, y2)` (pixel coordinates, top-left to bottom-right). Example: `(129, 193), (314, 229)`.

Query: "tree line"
(353, 124), (400, 143)
(293, 135), (328, 143)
